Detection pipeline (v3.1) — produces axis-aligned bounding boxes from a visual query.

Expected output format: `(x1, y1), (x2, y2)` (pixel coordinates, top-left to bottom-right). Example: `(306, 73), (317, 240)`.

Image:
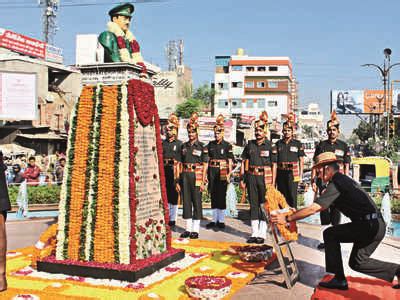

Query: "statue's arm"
(98, 31), (121, 62)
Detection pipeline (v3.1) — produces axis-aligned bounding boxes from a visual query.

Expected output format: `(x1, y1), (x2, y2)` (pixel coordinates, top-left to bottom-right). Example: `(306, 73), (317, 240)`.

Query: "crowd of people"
(3, 152), (66, 186)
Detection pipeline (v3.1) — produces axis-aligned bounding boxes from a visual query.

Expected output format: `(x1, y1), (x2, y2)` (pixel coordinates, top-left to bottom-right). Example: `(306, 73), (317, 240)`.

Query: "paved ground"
(5, 215), (400, 300)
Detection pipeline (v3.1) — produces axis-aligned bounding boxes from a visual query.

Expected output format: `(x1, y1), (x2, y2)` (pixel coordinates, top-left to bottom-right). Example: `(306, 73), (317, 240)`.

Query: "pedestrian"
(312, 111), (351, 249)
(240, 111), (277, 244)
(206, 114), (234, 230)
(22, 157), (41, 186)
(177, 113), (208, 239)
(55, 158), (66, 185)
(162, 113), (182, 228)
(271, 152), (400, 290)
(0, 151), (11, 291)
(273, 113), (305, 209)
(11, 164), (24, 184)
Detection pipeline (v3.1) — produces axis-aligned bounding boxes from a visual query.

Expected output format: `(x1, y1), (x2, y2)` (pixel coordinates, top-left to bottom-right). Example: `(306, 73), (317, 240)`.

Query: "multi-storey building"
(214, 49), (297, 122)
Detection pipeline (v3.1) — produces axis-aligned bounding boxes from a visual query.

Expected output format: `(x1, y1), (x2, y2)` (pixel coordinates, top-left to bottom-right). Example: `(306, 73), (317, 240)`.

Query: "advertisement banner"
(392, 89), (400, 114)
(178, 117), (237, 144)
(363, 90), (388, 114)
(0, 72), (37, 120)
(0, 28), (45, 59)
(45, 44), (63, 64)
(331, 90), (364, 114)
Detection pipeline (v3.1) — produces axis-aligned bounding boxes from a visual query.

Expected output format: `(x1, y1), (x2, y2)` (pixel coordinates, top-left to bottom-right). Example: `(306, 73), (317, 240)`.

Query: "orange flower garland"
(93, 85), (119, 263)
(31, 224), (58, 268)
(67, 86), (96, 260)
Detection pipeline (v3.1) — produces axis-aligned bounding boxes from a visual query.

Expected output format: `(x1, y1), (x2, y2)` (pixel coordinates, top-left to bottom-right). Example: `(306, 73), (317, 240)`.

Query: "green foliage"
(8, 185), (61, 205)
(192, 83), (215, 105)
(175, 98), (204, 118)
(353, 120), (374, 142)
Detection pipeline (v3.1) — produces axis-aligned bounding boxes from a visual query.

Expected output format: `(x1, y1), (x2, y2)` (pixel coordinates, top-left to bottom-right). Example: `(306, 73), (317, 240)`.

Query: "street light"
(362, 48), (400, 141)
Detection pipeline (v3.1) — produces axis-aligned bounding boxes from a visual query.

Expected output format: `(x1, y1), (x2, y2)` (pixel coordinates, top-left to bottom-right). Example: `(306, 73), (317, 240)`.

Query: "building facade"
(298, 102), (325, 138)
(213, 50), (297, 122)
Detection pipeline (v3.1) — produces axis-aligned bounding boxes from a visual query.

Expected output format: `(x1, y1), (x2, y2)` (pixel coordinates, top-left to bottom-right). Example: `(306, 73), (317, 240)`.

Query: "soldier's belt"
(277, 162), (295, 170)
(163, 158), (175, 166)
(248, 166), (266, 176)
(209, 159), (227, 167)
(182, 163), (199, 172)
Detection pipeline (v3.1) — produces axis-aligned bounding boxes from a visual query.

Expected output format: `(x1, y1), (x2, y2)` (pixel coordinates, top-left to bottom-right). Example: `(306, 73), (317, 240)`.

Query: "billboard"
(0, 28), (63, 63)
(0, 72), (37, 120)
(331, 89), (400, 114)
(178, 117), (237, 144)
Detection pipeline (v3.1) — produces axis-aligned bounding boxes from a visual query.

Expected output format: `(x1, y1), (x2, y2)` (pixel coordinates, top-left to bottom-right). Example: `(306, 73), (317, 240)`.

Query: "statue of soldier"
(98, 2), (147, 73)
(206, 115), (234, 230)
(162, 114), (182, 228)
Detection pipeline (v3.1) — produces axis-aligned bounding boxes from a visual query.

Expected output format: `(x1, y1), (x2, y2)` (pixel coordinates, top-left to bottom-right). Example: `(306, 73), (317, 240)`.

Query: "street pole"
(362, 48), (400, 143)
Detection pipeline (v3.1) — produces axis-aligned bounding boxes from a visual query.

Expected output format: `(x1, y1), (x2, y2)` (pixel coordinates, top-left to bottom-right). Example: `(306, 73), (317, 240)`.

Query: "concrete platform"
(6, 216), (400, 299)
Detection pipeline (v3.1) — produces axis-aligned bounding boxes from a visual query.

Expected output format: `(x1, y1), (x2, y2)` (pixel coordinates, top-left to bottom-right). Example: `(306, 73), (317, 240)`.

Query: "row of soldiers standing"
(162, 110), (350, 244)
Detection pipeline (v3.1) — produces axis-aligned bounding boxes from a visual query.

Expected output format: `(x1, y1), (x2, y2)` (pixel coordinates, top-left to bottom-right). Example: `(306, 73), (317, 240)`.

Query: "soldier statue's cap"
(108, 2), (135, 17)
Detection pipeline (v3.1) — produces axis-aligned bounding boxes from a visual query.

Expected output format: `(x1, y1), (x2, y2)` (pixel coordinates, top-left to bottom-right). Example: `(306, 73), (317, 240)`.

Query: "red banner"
(0, 28), (45, 59)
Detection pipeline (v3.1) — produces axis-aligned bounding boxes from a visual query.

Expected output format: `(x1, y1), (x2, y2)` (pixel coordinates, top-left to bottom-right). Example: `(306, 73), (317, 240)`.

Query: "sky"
(1, 0), (400, 136)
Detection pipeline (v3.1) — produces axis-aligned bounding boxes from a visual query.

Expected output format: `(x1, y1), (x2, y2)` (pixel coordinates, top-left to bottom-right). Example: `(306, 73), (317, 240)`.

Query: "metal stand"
(260, 206), (300, 289)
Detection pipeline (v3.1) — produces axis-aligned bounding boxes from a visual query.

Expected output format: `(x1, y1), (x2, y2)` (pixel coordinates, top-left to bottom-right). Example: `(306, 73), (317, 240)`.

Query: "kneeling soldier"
(240, 111), (277, 244)
(177, 113), (208, 239)
(206, 115), (234, 230)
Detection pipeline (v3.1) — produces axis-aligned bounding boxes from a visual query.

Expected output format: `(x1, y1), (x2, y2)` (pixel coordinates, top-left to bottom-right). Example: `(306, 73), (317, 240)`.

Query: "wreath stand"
(253, 206), (300, 289)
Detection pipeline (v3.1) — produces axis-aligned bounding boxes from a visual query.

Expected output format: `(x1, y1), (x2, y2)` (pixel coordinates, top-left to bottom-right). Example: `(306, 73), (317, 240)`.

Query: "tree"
(353, 121), (374, 142)
(175, 98), (204, 118)
(193, 83), (215, 106)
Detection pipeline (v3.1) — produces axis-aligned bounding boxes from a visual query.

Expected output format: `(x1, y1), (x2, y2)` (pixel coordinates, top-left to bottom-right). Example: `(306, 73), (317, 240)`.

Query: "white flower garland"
(118, 84), (131, 264)
(56, 100), (78, 260)
(107, 22), (143, 64)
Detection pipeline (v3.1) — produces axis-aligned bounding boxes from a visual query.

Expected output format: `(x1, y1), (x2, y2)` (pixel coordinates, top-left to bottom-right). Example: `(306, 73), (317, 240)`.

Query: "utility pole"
(39, 0), (59, 44)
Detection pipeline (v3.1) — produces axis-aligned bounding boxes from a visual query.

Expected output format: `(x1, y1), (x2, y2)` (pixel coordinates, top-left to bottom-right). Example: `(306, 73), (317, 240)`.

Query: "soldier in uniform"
(312, 111), (351, 249)
(206, 115), (234, 230)
(240, 111), (277, 244)
(272, 152), (400, 290)
(162, 113), (182, 228)
(273, 113), (305, 209)
(176, 113), (208, 239)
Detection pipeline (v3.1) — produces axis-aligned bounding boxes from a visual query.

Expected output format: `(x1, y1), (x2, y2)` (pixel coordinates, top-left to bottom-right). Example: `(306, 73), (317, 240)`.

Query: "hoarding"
(178, 117), (237, 144)
(331, 89), (400, 114)
(0, 28), (63, 63)
(0, 72), (37, 120)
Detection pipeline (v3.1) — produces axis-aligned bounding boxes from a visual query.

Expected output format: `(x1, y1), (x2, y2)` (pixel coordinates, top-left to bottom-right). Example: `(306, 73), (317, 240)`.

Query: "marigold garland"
(31, 224), (58, 268)
(93, 85), (119, 263)
(67, 86), (96, 260)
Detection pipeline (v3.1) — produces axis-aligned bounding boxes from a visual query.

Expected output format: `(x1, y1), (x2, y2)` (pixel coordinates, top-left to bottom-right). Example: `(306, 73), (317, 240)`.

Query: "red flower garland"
(117, 36), (126, 49)
(185, 276), (232, 291)
(130, 40), (140, 52)
(127, 82), (137, 263)
(128, 79), (156, 126)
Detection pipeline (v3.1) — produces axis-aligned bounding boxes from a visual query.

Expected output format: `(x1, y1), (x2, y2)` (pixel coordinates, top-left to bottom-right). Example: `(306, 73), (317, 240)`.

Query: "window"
(246, 66), (255, 72)
(256, 81), (265, 88)
(245, 81), (254, 88)
(232, 66), (242, 71)
(268, 100), (278, 107)
(231, 99), (240, 108)
(232, 82), (243, 88)
(217, 82), (228, 89)
(217, 99), (229, 108)
(269, 66), (278, 71)
(268, 80), (278, 88)
(257, 98), (265, 108)
(246, 99), (254, 108)
(257, 66), (266, 71)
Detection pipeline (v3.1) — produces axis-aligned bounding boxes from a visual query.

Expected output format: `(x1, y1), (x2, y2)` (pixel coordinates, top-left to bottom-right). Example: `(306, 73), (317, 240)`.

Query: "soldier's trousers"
(246, 174), (266, 220)
(324, 218), (399, 282)
(208, 167), (227, 209)
(181, 172), (203, 220)
(276, 169), (298, 209)
(164, 166), (179, 205)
